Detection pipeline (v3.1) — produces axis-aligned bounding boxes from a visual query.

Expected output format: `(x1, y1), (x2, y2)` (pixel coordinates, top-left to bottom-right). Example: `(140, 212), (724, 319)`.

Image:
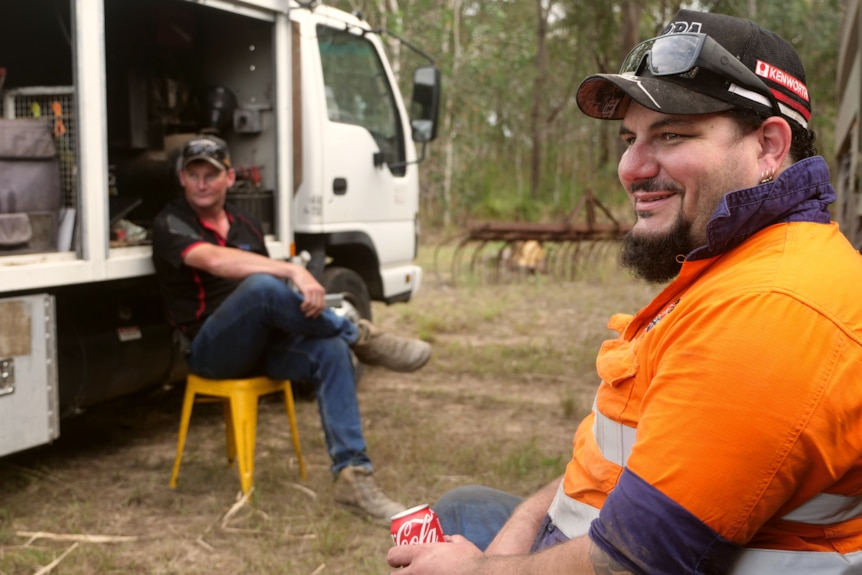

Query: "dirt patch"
(0, 256), (657, 574)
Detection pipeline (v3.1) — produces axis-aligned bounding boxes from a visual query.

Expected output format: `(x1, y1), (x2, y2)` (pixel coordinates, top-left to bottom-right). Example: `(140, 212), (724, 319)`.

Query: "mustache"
(630, 179), (685, 194)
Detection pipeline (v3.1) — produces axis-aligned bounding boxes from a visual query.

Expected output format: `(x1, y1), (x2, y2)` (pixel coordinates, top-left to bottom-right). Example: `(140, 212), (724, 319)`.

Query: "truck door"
(315, 24), (416, 236)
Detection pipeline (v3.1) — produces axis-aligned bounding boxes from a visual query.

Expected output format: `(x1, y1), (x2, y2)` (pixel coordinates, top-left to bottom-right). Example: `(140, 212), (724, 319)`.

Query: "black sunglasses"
(620, 32), (779, 115)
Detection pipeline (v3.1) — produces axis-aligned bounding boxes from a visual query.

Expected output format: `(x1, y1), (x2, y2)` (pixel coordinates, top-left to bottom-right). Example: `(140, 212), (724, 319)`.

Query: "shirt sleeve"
(590, 469), (741, 575)
(151, 211), (206, 270)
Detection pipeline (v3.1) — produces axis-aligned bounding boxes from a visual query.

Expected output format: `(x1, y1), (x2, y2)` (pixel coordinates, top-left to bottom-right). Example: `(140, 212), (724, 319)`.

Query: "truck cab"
(0, 0), (440, 456)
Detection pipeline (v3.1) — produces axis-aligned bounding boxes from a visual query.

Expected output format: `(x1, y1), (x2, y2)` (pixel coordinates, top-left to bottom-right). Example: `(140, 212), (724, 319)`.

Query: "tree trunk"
(530, 0), (550, 201)
(375, 0), (402, 81)
(442, 0), (462, 227)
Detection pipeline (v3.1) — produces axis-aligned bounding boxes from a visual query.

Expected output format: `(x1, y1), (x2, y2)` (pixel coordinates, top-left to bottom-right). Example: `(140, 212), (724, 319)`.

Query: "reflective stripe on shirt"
(730, 548), (862, 574)
(592, 402), (636, 467)
(781, 492), (862, 524)
(547, 481), (599, 539)
(592, 405), (862, 526)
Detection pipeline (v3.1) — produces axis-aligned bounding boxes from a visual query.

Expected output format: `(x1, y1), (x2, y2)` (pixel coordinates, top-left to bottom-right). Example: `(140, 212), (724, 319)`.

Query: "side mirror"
(409, 65), (441, 143)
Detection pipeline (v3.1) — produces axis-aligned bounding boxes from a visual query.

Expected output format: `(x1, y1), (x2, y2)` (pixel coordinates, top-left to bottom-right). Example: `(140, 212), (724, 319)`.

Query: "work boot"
(333, 466), (406, 524)
(351, 319), (431, 373)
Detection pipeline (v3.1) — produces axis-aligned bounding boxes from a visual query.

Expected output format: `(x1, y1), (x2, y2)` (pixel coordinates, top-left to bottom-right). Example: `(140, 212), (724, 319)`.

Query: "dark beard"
(619, 215), (695, 283)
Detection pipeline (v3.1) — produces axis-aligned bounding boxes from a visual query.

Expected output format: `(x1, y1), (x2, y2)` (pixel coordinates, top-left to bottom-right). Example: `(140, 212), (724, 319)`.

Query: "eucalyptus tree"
(324, 0), (841, 226)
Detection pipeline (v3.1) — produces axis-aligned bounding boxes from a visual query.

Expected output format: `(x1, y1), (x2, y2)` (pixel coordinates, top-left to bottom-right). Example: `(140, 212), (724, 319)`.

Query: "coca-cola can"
(390, 503), (445, 545)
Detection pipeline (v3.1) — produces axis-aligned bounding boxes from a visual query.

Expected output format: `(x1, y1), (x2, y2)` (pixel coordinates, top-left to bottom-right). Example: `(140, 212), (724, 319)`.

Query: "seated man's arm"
(387, 529), (633, 574)
(483, 536), (634, 575)
(485, 477), (562, 556)
(387, 476), (636, 575)
(183, 243), (326, 317)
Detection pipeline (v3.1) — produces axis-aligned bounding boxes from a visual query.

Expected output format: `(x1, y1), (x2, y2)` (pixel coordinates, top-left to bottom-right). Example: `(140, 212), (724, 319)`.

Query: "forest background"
(326, 0), (843, 230)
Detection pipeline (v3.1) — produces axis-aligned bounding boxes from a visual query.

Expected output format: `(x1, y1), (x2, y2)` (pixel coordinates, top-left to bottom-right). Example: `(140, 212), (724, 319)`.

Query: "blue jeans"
(433, 486), (524, 551)
(187, 274), (370, 476)
(433, 486), (568, 552)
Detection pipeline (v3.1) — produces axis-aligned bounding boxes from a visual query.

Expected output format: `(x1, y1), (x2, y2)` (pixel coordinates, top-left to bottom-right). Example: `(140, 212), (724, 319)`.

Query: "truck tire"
(322, 266), (372, 384)
(322, 266), (372, 322)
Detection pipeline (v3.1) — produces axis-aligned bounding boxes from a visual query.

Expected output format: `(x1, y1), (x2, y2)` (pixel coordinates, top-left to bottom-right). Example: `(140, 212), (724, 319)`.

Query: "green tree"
(322, 0), (842, 229)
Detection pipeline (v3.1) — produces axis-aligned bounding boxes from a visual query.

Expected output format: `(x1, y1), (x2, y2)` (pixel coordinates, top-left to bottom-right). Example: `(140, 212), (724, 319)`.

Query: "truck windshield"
(317, 25), (406, 176)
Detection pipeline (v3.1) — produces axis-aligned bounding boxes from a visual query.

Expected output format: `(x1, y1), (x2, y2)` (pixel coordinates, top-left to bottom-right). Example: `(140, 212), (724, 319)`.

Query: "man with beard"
(387, 9), (862, 575)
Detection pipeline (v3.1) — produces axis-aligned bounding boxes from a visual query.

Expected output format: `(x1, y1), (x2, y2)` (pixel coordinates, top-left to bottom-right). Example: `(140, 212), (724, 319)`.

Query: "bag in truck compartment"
(0, 118), (61, 215)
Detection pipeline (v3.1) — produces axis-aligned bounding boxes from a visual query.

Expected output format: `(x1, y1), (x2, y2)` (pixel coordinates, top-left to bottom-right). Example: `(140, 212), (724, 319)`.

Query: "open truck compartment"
(1, 0), (279, 256)
(0, 0), (440, 456)
(0, 0), (281, 423)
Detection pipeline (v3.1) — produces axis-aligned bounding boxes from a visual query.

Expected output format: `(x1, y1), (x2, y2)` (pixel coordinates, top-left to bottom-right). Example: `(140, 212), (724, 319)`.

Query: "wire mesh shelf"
(3, 86), (78, 210)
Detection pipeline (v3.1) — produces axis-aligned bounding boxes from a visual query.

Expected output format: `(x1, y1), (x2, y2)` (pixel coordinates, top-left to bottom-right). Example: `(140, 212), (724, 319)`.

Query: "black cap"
(180, 135), (232, 171)
(576, 10), (811, 128)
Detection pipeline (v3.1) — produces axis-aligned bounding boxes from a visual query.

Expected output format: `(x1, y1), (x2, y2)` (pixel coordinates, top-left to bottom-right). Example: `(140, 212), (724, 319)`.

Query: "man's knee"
(240, 273), (286, 293)
(432, 486), (521, 551)
(315, 335), (353, 367)
(434, 486), (522, 526)
(434, 485), (497, 515)
(237, 274), (301, 303)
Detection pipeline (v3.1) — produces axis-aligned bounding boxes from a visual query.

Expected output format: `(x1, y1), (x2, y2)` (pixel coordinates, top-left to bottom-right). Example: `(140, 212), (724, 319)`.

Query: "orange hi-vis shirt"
(552, 218), (862, 574)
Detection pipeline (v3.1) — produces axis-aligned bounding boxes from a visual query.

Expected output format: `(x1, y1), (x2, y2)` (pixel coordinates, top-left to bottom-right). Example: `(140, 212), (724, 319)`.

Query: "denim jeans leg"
(188, 274), (358, 377)
(186, 274), (370, 475)
(432, 486), (523, 551)
(261, 332), (371, 476)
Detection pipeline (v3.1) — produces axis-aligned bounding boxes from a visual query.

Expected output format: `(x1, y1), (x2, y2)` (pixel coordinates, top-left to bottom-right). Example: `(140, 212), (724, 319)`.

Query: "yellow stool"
(170, 374), (307, 494)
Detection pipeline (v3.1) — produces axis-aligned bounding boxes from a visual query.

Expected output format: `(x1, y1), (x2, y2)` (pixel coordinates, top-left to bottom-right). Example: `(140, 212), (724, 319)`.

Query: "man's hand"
(387, 536), (483, 574)
(290, 265), (326, 318)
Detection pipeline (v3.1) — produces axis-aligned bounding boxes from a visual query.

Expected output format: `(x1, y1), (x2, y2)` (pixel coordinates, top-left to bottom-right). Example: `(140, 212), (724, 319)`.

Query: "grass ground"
(0, 241), (659, 574)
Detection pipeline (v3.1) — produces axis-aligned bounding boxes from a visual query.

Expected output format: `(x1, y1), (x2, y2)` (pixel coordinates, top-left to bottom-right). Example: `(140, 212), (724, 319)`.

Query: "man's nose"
(619, 142), (658, 183)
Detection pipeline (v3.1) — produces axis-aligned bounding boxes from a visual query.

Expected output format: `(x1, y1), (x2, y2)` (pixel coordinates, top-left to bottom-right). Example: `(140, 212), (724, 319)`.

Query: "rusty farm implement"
(435, 190), (632, 285)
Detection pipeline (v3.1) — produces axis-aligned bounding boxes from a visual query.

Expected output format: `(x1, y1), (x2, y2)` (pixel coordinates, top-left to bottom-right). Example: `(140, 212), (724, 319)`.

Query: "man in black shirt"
(152, 135), (430, 523)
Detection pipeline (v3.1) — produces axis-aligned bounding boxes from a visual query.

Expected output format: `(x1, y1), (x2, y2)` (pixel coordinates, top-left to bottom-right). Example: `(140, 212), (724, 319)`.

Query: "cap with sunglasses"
(576, 10), (811, 128)
(180, 135), (232, 171)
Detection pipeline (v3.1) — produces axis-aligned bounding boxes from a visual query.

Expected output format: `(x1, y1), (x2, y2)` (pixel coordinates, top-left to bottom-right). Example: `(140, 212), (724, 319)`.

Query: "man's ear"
(758, 116), (793, 169)
(226, 168), (237, 187)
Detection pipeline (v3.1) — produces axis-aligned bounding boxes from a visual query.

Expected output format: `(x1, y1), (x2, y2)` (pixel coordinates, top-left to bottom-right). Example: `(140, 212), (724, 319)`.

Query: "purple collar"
(687, 157), (835, 261)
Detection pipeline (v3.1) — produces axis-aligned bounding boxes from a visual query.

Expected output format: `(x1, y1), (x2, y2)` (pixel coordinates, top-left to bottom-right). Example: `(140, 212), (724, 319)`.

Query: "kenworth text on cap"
(180, 135), (233, 170)
(575, 9), (811, 128)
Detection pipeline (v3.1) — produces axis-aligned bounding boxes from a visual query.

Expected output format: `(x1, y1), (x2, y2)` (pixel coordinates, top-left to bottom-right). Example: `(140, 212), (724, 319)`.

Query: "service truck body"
(0, 0), (439, 457)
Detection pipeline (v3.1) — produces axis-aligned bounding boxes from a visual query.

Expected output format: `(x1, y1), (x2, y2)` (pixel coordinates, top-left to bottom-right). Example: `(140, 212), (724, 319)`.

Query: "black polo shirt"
(151, 195), (267, 338)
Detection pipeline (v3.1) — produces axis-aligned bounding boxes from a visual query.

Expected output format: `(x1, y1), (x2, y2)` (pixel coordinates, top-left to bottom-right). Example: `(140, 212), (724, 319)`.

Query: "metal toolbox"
(0, 294), (59, 457)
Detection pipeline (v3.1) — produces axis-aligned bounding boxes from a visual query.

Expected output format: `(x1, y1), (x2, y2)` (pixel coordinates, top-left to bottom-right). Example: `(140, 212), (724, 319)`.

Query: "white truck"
(0, 0), (440, 457)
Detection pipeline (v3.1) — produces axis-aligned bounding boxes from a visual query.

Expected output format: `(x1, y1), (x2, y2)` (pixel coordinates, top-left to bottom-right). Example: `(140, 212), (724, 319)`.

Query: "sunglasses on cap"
(620, 32), (780, 116)
(182, 138), (231, 167)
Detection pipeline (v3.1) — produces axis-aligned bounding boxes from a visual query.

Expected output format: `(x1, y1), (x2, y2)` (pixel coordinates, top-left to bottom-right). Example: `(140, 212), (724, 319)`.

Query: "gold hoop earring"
(760, 167), (775, 184)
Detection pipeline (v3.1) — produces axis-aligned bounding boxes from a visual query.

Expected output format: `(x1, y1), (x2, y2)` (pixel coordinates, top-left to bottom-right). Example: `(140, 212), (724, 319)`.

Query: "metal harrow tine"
(436, 191), (632, 285)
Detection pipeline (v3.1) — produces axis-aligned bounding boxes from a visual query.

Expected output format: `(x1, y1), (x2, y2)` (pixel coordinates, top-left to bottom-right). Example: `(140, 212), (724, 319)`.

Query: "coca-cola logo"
(391, 512), (441, 545)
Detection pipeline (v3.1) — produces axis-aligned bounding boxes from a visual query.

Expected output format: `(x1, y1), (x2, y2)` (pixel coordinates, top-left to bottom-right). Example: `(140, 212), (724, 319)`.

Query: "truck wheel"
(322, 266), (372, 322)
(322, 266), (372, 384)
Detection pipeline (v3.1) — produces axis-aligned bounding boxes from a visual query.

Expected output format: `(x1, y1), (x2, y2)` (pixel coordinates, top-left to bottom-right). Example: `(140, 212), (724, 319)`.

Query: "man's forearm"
(184, 243), (325, 316)
(482, 536), (634, 575)
(485, 477), (562, 556)
(390, 533), (634, 575)
(481, 477), (634, 575)
(184, 243), (296, 280)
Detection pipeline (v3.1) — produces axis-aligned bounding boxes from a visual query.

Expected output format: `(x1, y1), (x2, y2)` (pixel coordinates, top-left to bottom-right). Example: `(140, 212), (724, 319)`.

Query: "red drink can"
(390, 504), (445, 545)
